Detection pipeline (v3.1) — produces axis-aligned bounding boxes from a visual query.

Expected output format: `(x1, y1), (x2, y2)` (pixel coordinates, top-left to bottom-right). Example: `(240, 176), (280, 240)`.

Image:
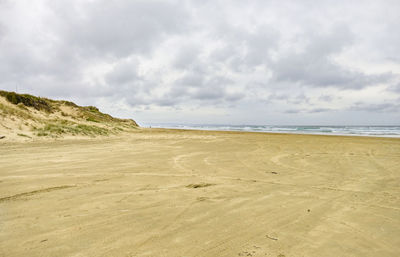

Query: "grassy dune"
(0, 90), (138, 140)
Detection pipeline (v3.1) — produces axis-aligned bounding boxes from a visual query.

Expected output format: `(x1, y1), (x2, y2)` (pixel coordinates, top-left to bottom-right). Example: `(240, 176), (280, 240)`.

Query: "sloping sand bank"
(1, 129), (399, 257)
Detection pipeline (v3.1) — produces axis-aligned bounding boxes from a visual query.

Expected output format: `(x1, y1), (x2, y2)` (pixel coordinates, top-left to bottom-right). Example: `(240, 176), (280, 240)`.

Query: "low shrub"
(0, 90), (52, 112)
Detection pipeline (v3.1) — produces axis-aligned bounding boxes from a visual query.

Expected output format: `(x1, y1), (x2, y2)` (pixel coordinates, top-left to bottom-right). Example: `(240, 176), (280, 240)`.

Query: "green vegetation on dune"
(0, 90), (139, 138)
(0, 90), (53, 112)
(34, 121), (110, 137)
(86, 117), (99, 123)
(59, 100), (78, 107)
(0, 101), (35, 120)
(83, 105), (138, 125)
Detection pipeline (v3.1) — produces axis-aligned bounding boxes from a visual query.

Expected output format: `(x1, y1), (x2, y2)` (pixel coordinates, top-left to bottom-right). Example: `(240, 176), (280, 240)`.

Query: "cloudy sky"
(1, 0), (399, 125)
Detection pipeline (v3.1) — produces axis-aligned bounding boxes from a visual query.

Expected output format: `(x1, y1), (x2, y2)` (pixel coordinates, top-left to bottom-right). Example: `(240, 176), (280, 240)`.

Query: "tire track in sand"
(0, 185), (76, 202)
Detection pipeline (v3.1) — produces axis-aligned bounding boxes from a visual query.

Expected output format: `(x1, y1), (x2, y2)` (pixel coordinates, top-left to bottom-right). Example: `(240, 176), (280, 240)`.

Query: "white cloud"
(0, 0), (399, 125)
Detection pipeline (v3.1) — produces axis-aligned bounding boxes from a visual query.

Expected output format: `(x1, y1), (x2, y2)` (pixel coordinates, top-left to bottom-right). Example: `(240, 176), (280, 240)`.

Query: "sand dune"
(1, 129), (400, 256)
(0, 90), (138, 142)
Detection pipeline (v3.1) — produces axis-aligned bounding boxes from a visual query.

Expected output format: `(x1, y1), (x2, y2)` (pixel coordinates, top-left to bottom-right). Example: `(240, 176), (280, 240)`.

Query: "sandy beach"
(1, 129), (399, 257)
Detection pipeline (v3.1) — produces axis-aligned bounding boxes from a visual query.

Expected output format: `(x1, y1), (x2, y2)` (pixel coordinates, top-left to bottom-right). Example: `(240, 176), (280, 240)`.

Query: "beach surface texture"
(1, 129), (399, 257)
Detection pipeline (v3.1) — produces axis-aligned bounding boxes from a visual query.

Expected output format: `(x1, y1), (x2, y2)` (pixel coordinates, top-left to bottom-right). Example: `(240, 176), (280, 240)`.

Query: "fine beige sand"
(1, 129), (399, 257)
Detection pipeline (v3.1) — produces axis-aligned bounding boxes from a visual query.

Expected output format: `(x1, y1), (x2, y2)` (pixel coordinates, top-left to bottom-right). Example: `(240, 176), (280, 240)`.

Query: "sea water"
(147, 124), (400, 138)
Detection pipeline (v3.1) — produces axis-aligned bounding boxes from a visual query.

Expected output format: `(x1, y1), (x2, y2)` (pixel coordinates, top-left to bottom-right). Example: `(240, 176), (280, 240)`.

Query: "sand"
(1, 129), (399, 257)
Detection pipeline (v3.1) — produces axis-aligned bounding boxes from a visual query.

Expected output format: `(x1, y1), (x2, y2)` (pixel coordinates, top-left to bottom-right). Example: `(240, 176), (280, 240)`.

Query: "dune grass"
(0, 90), (53, 112)
(34, 121), (110, 137)
(0, 102), (35, 120)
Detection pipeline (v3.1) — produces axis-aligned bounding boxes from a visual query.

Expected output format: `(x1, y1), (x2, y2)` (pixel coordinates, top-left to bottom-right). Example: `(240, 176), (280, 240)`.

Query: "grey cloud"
(244, 27), (278, 67)
(154, 72), (243, 106)
(267, 93), (309, 105)
(308, 108), (333, 113)
(154, 97), (177, 107)
(388, 83), (400, 93)
(271, 26), (392, 89)
(349, 102), (400, 113)
(208, 25), (278, 71)
(0, 0), (189, 101)
(173, 44), (201, 70)
(284, 107), (333, 114)
(225, 92), (244, 102)
(176, 72), (205, 88)
(318, 95), (334, 102)
(57, 0), (190, 58)
(192, 87), (225, 100)
(267, 93), (288, 101)
(105, 59), (141, 86)
(0, 22), (5, 41)
(284, 109), (300, 114)
(288, 94), (310, 105)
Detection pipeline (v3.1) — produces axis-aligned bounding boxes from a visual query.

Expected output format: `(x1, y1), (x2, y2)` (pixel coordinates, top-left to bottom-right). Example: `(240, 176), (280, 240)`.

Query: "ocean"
(147, 124), (400, 138)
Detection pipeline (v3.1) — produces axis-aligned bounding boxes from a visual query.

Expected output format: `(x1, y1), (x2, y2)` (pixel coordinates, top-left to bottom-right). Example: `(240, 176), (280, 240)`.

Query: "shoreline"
(2, 127), (400, 145)
(143, 127), (400, 139)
